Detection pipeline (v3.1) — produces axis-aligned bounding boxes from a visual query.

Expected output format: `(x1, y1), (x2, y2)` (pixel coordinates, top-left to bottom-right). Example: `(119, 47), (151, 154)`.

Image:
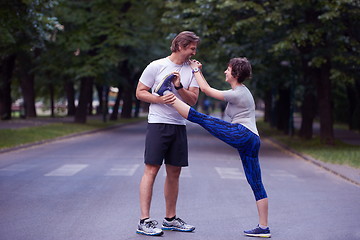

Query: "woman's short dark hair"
(228, 57), (252, 83)
(170, 31), (200, 52)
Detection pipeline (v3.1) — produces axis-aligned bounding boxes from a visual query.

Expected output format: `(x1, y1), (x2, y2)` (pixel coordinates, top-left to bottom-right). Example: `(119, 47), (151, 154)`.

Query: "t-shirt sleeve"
(189, 74), (199, 88)
(139, 62), (157, 88)
(222, 89), (238, 103)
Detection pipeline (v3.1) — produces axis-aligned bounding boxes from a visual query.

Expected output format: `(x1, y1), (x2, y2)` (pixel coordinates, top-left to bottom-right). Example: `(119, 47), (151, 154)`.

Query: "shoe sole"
(162, 226), (195, 232)
(136, 229), (164, 236)
(244, 233), (271, 238)
(154, 73), (176, 94)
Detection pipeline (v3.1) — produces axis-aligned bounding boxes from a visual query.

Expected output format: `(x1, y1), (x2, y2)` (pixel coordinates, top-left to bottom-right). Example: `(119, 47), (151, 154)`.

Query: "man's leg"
(162, 164), (195, 232)
(164, 164), (181, 218)
(139, 164), (161, 219)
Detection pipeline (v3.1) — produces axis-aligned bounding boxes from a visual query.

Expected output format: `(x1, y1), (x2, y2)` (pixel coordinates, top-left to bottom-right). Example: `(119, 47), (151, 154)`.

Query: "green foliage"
(1, 0), (359, 130)
(0, 0), (61, 58)
(48, 0), (169, 84)
(257, 120), (360, 168)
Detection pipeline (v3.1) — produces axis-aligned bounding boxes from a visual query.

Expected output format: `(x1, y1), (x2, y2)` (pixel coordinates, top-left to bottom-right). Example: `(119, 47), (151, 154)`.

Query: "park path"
(0, 120), (359, 240)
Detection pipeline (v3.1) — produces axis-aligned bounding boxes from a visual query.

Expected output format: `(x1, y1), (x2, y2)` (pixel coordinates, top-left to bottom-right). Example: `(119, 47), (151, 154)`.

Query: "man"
(135, 31), (200, 236)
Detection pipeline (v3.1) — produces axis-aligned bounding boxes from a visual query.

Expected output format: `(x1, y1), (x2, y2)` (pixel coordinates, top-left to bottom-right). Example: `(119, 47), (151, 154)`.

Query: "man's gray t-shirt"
(222, 84), (259, 136)
(139, 57), (198, 125)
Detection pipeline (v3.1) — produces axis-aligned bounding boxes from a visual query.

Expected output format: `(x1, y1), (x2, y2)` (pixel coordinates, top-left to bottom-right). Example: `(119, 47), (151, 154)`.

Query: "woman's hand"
(190, 59), (202, 70)
(161, 93), (176, 105)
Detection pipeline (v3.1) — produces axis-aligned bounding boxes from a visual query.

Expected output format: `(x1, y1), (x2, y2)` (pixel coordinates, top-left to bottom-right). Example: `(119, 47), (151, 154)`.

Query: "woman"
(163, 57), (271, 238)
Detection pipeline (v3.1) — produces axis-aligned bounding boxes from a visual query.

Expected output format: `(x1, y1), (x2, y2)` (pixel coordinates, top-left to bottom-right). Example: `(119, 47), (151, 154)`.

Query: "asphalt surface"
(1, 114), (359, 186)
(0, 120), (359, 240)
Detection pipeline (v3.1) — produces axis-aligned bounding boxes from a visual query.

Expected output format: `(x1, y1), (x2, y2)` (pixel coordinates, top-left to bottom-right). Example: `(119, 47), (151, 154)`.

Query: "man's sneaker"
(244, 225), (271, 238)
(136, 219), (164, 236)
(154, 73), (176, 96)
(162, 217), (195, 232)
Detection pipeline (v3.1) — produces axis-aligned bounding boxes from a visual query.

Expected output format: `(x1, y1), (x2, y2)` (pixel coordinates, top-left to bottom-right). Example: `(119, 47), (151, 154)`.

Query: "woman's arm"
(193, 71), (224, 101)
(190, 60), (225, 101)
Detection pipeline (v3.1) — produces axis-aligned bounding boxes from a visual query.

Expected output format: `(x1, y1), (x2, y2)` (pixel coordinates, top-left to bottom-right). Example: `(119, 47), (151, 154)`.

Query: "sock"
(259, 224), (268, 229)
(165, 216), (176, 221)
(140, 217), (149, 224)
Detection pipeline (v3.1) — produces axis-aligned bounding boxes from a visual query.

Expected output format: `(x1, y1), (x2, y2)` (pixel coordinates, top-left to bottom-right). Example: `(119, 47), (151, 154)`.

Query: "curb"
(263, 136), (360, 187)
(0, 121), (142, 154)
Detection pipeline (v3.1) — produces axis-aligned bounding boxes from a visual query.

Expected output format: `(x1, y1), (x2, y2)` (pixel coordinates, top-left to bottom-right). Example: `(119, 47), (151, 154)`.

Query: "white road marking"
(44, 164), (88, 176)
(269, 170), (298, 178)
(215, 167), (246, 180)
(105, 164), (140, 176)
(0, 164), (35, 176)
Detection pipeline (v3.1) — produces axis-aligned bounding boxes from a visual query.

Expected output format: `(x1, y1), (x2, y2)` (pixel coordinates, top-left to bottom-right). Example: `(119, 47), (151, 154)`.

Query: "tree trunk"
(75, 77), (93, 123)
(263, 89), (272, 123)
(87, 82), (93, 115)
(110, 86), (123, 121)
(121, 85), (133, 118)
(18, 53), (37, 118)
(120, 61), (134, 119)
(0, 54), (16, 120)
(316, 61), (334, 145)
(276, 88), (290, 134)
(49, 83), (55, 117)
(95, 84), (103, 115)
(352, 79), (360, 131)
(64, 79), (76, 116)
(346, 79), (360, 131)
(20, 73), (36, 118)
(299, 64), (317, 139)
(270, 87), (277, 128)
(299, 88), (316, 139)
(134, 98), (140, 118)
(102, 86), (109, 122)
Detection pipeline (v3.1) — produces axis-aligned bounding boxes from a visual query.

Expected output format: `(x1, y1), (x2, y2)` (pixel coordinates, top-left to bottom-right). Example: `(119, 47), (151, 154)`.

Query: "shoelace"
(145, 220), (158, 228)
(175, 217), (186, 225)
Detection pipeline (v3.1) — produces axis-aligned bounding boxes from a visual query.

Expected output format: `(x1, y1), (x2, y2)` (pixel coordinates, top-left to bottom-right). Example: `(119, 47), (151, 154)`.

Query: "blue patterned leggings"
(188, 108), (267, 201)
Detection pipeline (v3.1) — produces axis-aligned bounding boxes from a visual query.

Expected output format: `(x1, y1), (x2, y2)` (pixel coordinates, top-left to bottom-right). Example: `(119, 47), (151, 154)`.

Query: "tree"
(267, 0), (360, 144)
(0, 54), (15, 120)
(0, 0), (61, 119)
(161, 0), (360, 144)
(53, 0), (168, 123)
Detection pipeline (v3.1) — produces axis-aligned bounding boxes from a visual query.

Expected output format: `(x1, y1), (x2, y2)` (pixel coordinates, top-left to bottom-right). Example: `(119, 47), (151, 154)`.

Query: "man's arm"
(135, 81), (175, 104)
(175, 86), (199, 106)
(171, 72), (199, 106)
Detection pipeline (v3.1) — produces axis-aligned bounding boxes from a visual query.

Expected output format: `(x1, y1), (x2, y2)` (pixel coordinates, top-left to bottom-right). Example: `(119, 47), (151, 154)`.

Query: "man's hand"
(172, 71), (181, 88)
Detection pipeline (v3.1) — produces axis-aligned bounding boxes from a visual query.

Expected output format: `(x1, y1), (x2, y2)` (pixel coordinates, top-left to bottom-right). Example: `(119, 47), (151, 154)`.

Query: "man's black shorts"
(144, 123), (188, 167)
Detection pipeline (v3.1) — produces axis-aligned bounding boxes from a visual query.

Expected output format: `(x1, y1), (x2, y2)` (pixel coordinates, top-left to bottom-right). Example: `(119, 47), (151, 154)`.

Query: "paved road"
(0, 121), (359, 240)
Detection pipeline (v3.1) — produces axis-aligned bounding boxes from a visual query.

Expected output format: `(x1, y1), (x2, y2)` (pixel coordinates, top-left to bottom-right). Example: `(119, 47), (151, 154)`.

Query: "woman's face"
(224, 65), (235, 83)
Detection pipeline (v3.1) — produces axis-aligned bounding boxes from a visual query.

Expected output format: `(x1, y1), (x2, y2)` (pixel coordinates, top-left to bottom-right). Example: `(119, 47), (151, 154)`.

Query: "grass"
(257, 120), (360, 169)
(0, 117), (146, 150)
